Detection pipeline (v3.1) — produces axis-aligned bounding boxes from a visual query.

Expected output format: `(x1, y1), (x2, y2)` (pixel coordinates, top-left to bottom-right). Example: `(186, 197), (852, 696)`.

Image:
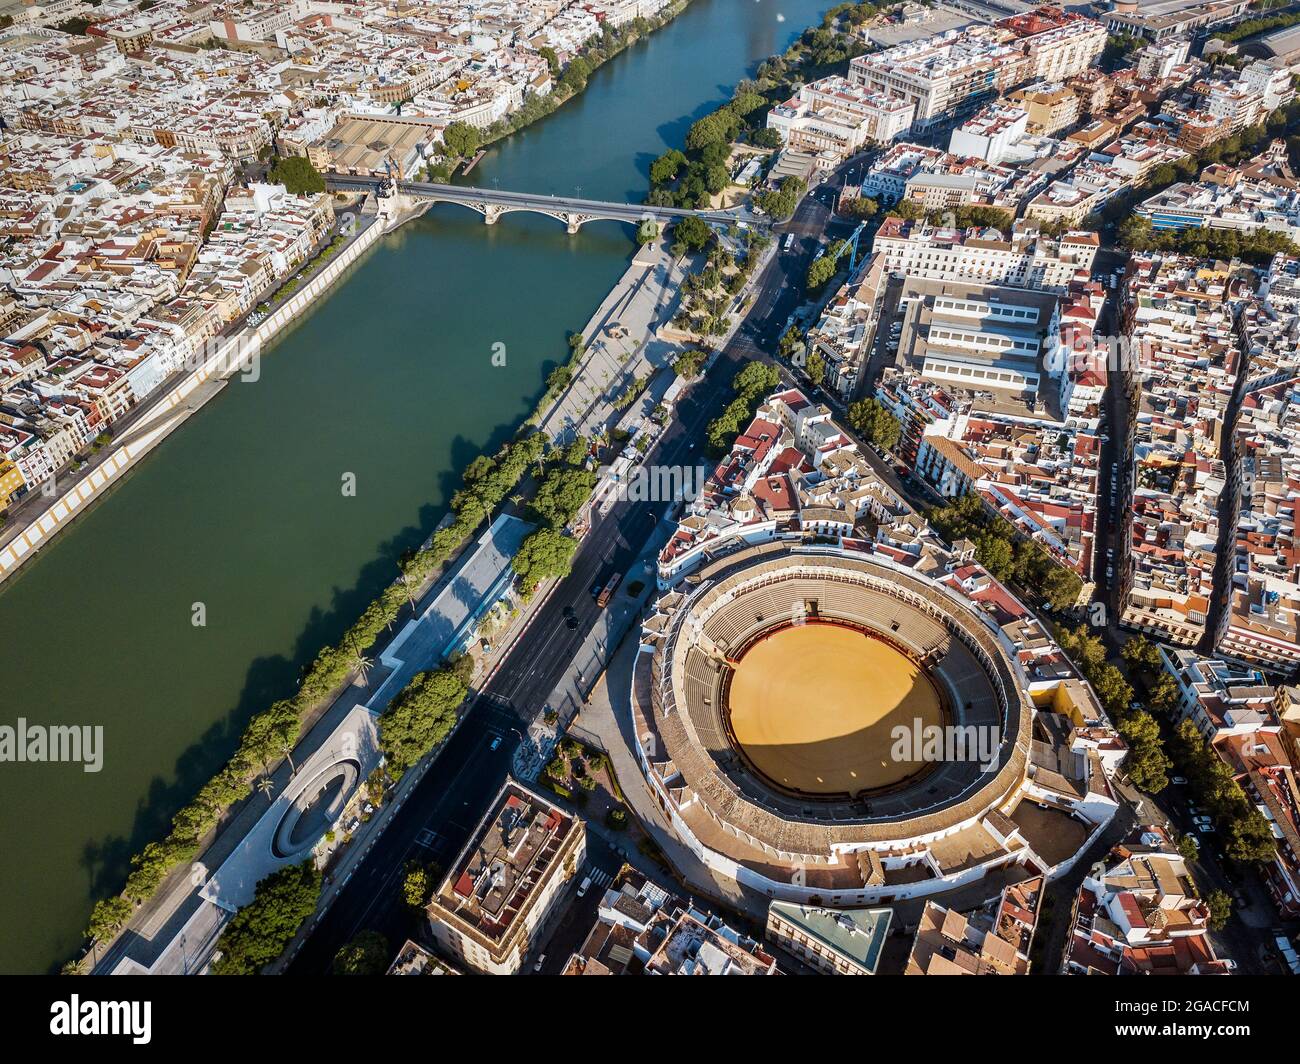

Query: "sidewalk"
(538, 236), (690, 445)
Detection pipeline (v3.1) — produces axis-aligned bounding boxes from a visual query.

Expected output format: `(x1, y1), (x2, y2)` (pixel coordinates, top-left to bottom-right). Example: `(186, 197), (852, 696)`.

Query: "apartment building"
(804, 252), (888, 398)
(849, 8), (1104, 135)
(948, 105), (1030, 164)
(905, 877), (1044, 975)
(766, 902), (892, 975)
(918, 409), (1101, 578)
(1117, 254), (1241, 646)
(1221, 354), (1300, 673)
(1216, 724), (1300, 920)
(848, 29), (1029, 134)
(1137, 169), (1300, 243)
(559, 869), (781, 975)
(426, 781), (586, 975)
(1159, 648), (1283, 739)
(1008, 81), (1082, 135)
(999, 7), (1108, 83)
(872, 216), (1098, 291)
(1063, 826), (1232, 975)
(766, 76), (915, 164)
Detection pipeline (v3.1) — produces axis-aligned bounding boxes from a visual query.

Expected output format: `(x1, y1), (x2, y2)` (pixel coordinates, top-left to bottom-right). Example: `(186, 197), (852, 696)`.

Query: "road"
(286, 178), (833, 971)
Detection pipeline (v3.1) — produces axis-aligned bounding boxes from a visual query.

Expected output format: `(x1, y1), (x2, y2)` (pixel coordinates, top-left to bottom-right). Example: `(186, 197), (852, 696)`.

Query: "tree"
(672, 348), (707, 379)
(704, 363), (780, 455)
(778, 326), (805, 362)
(212, 862), (321, 975)
(1224, 809), (1278, 863)
(268, 155), (325, 196)
(685, 108), (740, 152)
(649, 149), (687, 186)
(512, 527), (578, 586)
(672, 216), (713, 253)
(560, 55), (593, 93)
(731, 360), (779, 399)
(977, 535), (1014, 579)
(1147, 672), (1181, 718)
(754, 177), (805, 221)
(806, 350), (826, 388)
(845, 397), (900, 451)
(442, 121), (480, 159)
(331, 930), (389, 975)
(402, 863), (430, 910)
(1121, 634), (1162, 673)
(1119, 710), (1171, 793)
(538, 46), (560, 78)
(729, 91), (766, 117)
(838, 195), (878, 220)
(85, 897), (133, 947)
(806, 252), (839, 291)
(378, 659), (470, 774)
(1206, 889), (1232, 932)
(750, 127), (783, 150)
(529, 466), (597, 528)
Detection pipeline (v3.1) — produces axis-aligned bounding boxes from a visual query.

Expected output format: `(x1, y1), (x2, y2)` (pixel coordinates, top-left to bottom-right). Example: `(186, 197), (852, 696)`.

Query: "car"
(533, 954), (546, 972)
(565, 615), (579, 630)
(576, 875), (593, 898)
(1128, 700), (1141, 711)
(1194, 816), (1212, 827)
(1170, 776), (1188, 786)
(1195, 823), (1213, 835)
(489, 736), (502, 751)
(591, 583), (602, 599)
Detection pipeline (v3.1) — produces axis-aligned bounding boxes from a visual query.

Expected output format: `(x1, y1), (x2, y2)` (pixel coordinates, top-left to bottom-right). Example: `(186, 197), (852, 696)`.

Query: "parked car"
(489, 736), (502, 751)
(1170, 776), (1188, 786)
(577, 875), (593, 898)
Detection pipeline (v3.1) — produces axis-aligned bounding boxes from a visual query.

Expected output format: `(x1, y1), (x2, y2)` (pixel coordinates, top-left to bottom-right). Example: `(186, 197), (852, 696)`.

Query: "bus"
(597, 573), (622, 608)
(783, 233), (795, 252)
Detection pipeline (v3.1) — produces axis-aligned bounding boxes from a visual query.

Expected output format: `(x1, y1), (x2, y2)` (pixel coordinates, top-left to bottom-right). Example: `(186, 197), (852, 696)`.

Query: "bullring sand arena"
(726, 622), (945, 794)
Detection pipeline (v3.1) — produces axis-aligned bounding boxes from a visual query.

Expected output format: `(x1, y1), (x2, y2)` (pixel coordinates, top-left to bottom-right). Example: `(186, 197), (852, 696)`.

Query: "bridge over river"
(326, 173), (760, 233)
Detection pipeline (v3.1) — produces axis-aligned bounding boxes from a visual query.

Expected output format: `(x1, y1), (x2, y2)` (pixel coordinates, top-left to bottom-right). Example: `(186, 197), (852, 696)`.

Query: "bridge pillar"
(564, 213), (595, 234)
(482, 204), (504, 225)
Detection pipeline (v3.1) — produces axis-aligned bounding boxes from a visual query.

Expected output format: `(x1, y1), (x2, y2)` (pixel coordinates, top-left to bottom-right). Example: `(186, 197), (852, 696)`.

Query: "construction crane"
(807, 220), (869, 273)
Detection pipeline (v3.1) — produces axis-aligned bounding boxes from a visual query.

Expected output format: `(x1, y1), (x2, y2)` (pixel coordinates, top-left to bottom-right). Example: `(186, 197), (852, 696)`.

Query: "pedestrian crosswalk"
(586, 867), (613, 889)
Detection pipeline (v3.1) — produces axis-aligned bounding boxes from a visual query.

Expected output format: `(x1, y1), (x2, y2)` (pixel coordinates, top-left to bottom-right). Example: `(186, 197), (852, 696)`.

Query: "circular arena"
(632, 541), (1034, 899)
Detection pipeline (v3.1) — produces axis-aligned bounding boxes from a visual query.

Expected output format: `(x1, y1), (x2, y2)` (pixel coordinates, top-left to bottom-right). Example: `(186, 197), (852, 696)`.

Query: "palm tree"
(398, 569), (419, 614)
(257, 776), (275, 804)
(278, 737), (297, 776)
(348, 633), (374, 688)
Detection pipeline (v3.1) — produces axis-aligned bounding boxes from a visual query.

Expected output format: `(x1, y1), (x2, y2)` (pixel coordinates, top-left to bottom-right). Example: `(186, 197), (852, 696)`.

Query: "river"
(0, 0), (833, 973)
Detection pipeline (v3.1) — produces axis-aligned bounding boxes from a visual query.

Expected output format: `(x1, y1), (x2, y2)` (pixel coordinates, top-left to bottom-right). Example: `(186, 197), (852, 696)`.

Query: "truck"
(597, 573), (622, 608)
